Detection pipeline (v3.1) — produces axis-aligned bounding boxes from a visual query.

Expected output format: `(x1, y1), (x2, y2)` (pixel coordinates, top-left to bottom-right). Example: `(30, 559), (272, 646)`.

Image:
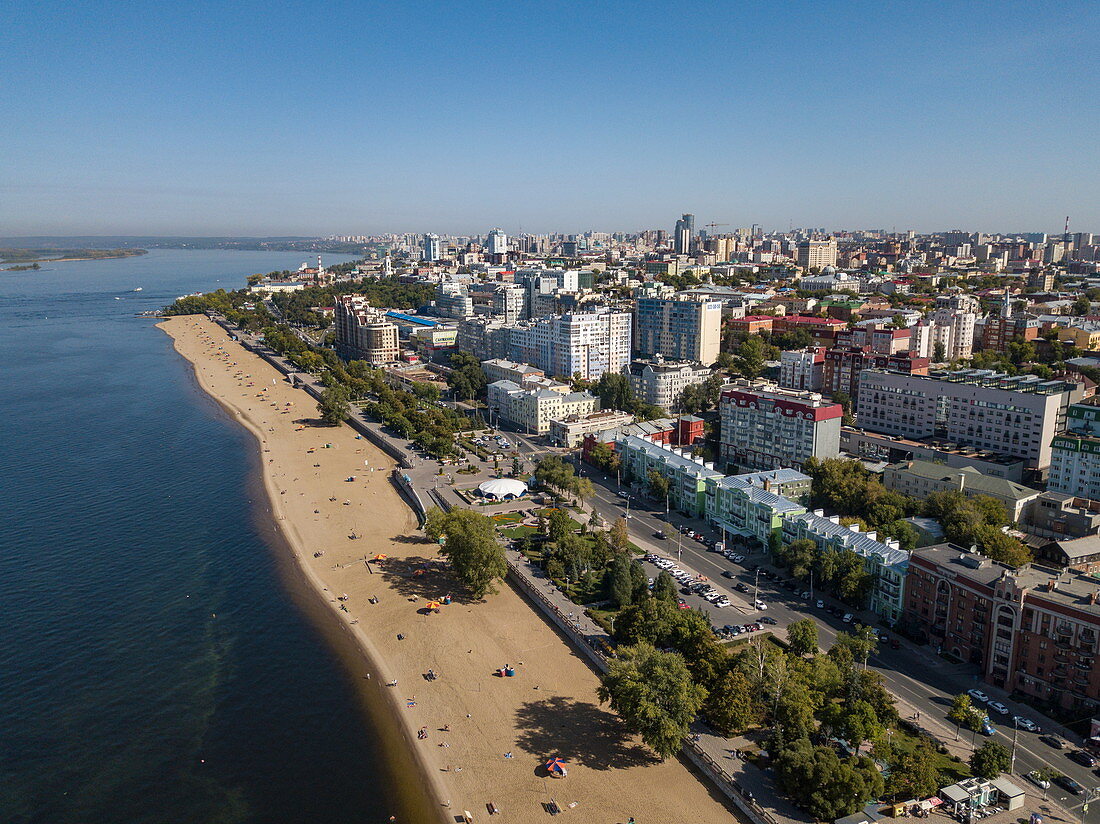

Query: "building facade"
(1048, 401), (1100, 501)
(614, 433), (722, 517)
(334, 295), (400, 365)
(883, 460), (1041, 522)
(718, 380), (843, 472)
(625, 357), (713, 412)
(857, 369), (1085, 470)
(779, 347), (826, 392)
(634, 296), (723, 365)
(823, 349), (930, 408)
(548, 409), (636, 447)
(796, 239), (838, 270)
(505, 309), (632, 381)
(486, 379), (597, 435)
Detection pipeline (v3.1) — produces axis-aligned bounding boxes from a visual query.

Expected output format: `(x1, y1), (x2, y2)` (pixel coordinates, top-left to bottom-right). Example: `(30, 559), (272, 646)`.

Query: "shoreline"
(160, 314), (742, 824)
(165, 318), (446, 824)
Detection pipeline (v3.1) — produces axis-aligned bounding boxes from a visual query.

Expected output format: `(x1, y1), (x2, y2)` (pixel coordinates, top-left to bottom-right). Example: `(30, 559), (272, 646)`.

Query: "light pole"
(677, 529), (683, 562)
(1010, 717), (1019, 773)
(753, 568), (761, 610)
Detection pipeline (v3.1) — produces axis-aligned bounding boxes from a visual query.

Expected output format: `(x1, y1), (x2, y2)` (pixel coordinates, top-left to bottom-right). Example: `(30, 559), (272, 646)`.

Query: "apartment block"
(481, 358), (544, 386)
(932, 294), (979, 360)
(614, 433), (723, 517)
(334, 295), (400, 365)
(634, 296), (723, 365)
(486, 379), (597, 435)
(504, 309), (632, 381)
(856, 369), (1085, 470)
(903, 545), (1100, 710)
(625, 357), (713, 412)
(823, 349), (929, 408)
(548, 409), (636, 448)
(707, 476), (807, 550)
(719, 380), (843, 472)
(1048, 401), (1100, 501)
(782, 510), (909, 622)
(779, 347), (826, 392)
(796, 239), (838, 270)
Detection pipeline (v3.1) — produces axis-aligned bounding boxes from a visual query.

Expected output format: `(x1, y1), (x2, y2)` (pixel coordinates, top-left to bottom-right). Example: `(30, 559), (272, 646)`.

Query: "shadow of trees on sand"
(512, 696), (658, 770)
(377, 555), (477, 605)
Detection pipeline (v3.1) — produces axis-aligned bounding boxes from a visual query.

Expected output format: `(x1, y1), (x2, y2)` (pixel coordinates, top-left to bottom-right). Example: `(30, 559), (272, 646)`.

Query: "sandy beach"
(161, 314), (740, 824)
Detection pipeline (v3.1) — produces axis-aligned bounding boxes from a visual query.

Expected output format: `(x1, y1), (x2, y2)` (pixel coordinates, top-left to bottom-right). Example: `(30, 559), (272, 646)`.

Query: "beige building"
(883, 460), (1041, 522)
(335, 295), (400, 365)
(796, 239), (838, 270)
(549, 409), (636, 447)
(487, 379), (598, 435)
(481, 358), (545, 386)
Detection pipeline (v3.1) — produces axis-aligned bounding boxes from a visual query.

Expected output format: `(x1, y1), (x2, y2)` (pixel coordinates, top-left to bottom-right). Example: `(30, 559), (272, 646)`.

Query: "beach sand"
(161, 314), (741, 824)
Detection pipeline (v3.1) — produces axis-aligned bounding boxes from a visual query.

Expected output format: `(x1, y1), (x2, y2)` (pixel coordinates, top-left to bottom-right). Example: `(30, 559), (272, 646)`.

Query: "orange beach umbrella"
(372, 554), (388, 561)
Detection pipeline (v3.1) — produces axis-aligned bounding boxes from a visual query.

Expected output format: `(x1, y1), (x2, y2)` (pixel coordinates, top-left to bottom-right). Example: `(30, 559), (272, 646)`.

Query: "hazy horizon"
(3, 0), (1098, 237)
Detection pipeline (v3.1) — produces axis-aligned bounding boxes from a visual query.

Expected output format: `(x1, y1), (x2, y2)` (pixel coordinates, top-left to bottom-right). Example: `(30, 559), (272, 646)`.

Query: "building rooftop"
(788, 510), (908, 569)
(616, 434), (723, 480)
(890, 460), (1040, 502)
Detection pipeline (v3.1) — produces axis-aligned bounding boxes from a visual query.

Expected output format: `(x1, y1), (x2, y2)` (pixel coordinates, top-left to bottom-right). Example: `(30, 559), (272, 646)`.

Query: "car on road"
(759, 616), (777, 625)
(842, 613), (853, 623)
(800, 591), (811, 600)
(754, 600), (767, 610)
(1040, 735), (1067, 749)
(715, 599), (731, 608)
(987, 701), (1010, 716)
(721, 570), (735, 579)
(1069, 749), (1098, 768)
(1013, 716), (1041, 733)
(677, 600), (689, 610)
(967, 689), (990, 704)
(1054, 775), (1085, 795)
(1026, 770), (1051, 790)
(816, 599), (825, 609)
(890, 638), (900, 649)
(732, 554), (745, 563)
(735, 583), (749, 592)
(654, 530), (666, 539)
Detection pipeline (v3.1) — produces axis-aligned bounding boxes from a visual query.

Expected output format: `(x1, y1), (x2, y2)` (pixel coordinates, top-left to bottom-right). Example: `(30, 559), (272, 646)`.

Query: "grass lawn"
(490, 511), (526, 525)
(499, 524), (538, 538)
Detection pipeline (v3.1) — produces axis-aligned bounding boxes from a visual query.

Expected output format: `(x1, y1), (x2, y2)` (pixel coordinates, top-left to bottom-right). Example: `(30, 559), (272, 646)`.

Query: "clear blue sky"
(3, 0), (1097, 237)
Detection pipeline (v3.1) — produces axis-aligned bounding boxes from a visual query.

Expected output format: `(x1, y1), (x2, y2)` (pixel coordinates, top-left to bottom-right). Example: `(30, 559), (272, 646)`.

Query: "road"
(569, 460), (1100, 820)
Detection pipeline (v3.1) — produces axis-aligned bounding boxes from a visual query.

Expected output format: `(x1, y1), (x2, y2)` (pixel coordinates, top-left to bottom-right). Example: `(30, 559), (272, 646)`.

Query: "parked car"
(754, 600), (767, 610)
(967, 689), (990, 704)
(721, 571), (735, 579)
(1069, 750), (1097, 768)
(1040, 735), (1067, 749)
(1026, 771), (1050, 790)
(732, 554), (745, 563)
(735, 583), (749, 592)
(1014, 716), (1041, 733)
(759, 616), (777, 625)
(816, 599), (825, 609)
(800, 591), (811, 600)
(842, 613), (853, 623)
(890, 638), (900, 649)
(1055, 775), (1084, 795)
(988, 701), (1010, 716)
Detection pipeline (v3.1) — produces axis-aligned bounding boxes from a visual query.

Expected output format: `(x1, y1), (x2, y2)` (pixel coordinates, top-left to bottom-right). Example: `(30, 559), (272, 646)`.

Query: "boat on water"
(114, 296), (121, 300)
(132, 287), (143, 292)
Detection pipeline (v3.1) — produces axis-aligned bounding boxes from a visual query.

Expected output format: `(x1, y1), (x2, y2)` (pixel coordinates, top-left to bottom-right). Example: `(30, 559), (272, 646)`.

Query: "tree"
(647, 468), (671, 505)
(596, 372), (635, 412)
(609, 553), (635, 608)
(318, 385), (351, 425)
(609, 517), (630, 554)
(735, 335), (768, 379)
(933, 341), (946, 363)
(448, 351), (487, 400)
(598, 643), (707, 759)
(653, 570), (678, 603)
(434, 509), (508, 598)
(423, 506), (449, 542)
(787, 618), (819, 657)
(948, 693), (976, 734)
(969, 740), (1011, 779)
(704, 669), (763, 736)
(885, 738), (942, 800)
(775, 739), (884, 820)
(547, 508), (573, 543)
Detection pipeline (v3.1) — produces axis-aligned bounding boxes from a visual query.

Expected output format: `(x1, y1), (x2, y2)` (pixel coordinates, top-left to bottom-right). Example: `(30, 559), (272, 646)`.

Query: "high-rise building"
(796, 239), (838, 270)
(634, 296), (723, 365)
(857, 369), (1085, 470)
(674, 213), (695, 254)
(435, 280), (474, 319)
(1048, 400), (1100, 501)
(779, 347), (826, 392)
(822, 348), (929, 408)
(504, 309), (633, 381)
(932, 294), (979, 360)
(487, 228), (509, 256)
(719, 380), (843, 472)
(334, 295), (400, 365)
(491, 283), (526, 324)
(423, 233), (442, 262)
(624, 357), (713, 412)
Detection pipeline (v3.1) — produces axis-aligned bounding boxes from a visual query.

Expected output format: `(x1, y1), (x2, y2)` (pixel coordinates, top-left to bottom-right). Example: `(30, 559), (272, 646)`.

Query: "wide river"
(0, 250), (403, 823)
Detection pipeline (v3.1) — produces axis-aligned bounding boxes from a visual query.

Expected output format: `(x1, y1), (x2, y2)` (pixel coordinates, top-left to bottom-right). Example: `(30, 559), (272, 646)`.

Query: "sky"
(2, 0), (1098, 237)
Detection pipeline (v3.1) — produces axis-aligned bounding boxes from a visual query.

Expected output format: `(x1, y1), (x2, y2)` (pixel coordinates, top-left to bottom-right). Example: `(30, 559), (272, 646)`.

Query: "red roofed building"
(773, 314), (849, 344)
(727, 315), (775, 335)
(718, 380), (843, 472)
(823, 347), (930, 408)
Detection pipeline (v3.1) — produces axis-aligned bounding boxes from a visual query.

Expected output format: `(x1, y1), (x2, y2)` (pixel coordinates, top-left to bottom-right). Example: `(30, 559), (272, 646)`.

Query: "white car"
(967, 689), (990, 704)
(1014, 716), (1040, 732)
(988, 701), (1010, 716)
(715, 599), (731, 608)
(732, 554), (745, 563)
(816, 599), (825, 609)
(842, 613), (853, 623)
(754, 600), (767, 610)
(1026, 771), (1050, 790)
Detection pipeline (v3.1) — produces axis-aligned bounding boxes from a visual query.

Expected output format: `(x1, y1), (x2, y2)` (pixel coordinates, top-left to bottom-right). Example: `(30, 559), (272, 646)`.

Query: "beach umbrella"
(545, 758), (566, 774)
(426, 601), (441, 611)
(373, 553), (388, 560)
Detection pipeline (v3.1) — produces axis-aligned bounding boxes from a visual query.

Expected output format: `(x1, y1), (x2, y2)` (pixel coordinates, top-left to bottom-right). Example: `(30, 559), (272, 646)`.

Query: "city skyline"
(3, 0), (1099, 236)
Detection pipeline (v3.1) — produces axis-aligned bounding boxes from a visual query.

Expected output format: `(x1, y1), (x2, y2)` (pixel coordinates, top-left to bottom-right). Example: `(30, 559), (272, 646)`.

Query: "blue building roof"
(385, 311), (439, 326)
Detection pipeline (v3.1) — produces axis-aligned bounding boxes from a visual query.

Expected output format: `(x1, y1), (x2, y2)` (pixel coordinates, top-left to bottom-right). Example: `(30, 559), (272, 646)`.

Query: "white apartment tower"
(634, 296), (723, 365)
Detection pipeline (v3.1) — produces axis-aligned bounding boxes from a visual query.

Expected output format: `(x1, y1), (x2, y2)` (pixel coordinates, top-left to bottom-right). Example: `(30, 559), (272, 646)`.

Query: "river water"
(0, 250), (406, 824)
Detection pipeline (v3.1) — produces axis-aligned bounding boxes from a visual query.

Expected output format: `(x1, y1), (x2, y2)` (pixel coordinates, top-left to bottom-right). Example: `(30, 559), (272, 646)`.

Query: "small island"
(1, 247), (148, 268)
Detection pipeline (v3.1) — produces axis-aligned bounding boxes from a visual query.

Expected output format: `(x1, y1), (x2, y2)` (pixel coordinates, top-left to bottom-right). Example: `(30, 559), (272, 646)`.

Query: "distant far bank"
(1, 247), (148, 267)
